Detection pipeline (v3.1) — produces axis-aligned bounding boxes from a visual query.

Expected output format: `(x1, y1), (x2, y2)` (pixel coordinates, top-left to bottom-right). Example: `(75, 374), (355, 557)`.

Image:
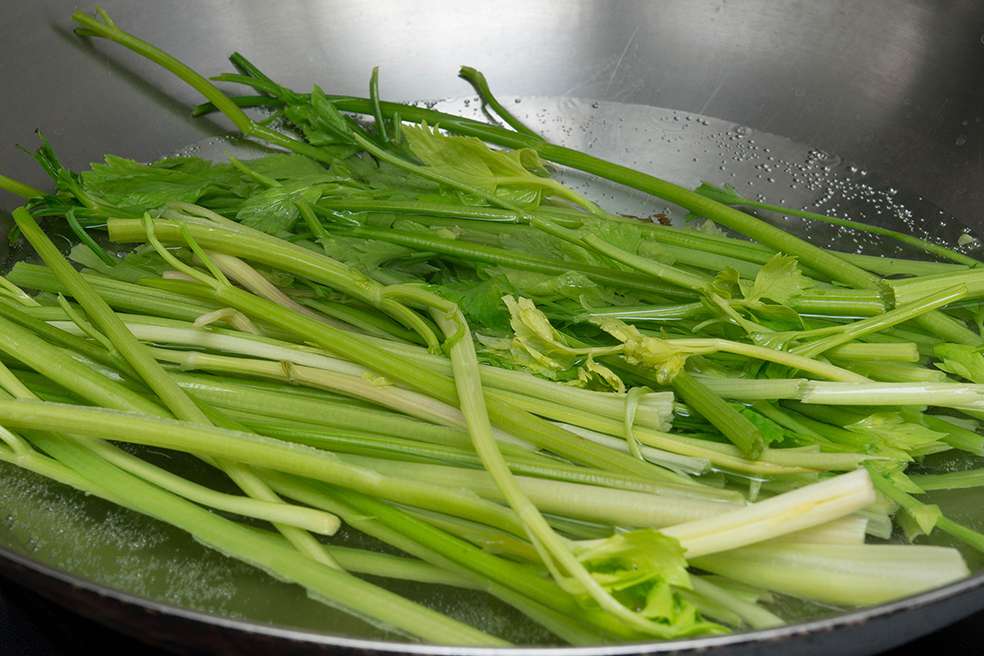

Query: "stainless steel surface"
(2, 0), (983, 218)
(1, 1), (984, 653)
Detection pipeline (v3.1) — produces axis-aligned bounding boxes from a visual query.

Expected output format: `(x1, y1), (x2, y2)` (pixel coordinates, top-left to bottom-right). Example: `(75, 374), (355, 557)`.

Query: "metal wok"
(1, 1), (983, 653)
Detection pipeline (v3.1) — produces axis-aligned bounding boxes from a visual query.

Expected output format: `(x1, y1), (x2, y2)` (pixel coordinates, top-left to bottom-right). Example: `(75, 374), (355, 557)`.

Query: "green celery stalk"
(21, 421), (502, 643)
(909, 469), (984, 491)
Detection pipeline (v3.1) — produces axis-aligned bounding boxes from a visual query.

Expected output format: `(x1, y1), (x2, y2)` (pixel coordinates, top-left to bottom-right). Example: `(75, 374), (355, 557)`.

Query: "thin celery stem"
(458, 66), (541, 137)
(14, 208), (343, 566)
(0, 174), (43, 198)
(792, 286), (967, 358)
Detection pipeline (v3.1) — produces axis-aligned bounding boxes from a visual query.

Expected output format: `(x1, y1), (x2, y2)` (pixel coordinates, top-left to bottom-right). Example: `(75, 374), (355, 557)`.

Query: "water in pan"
(1, 97), (982, 645)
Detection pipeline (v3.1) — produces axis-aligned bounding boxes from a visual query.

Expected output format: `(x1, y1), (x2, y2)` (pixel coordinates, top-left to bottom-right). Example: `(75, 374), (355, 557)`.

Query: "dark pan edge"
(1, 542), (983, 656)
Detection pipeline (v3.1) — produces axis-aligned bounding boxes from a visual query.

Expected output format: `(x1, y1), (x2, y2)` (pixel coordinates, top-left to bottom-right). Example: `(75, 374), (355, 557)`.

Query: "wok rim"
(1, 541), (982, 654)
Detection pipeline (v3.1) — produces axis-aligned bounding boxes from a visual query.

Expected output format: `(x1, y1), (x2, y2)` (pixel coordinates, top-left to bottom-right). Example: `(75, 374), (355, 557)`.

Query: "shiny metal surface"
(2, 0), (982, 218)
(1, 1), (984, 653)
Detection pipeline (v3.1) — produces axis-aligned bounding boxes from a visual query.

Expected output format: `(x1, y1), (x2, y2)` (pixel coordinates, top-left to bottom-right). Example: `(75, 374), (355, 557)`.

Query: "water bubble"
(955, 134), (968, 146)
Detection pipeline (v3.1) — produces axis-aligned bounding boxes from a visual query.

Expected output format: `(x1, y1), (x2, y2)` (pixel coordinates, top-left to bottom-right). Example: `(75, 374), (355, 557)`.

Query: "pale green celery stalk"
(575, 230), (712, 292)
(246, 415), (741, 501)
(669, 338), (870, 382)
(294, 298), (423, 343)
(262, 473), (632, 641)
(890, 269), (984, 305)
(54, 313), (672, 433)
(800, 381), (984, 409)
(426, 302), (675, 636)
(0, 173), (42, 198)
(792, 286), (967, 358)
(832, 361), (948, 384)
(577, 302), (707, 324)
(364, 336), (675, 432)
(204, 251), (350, 330)
(484, 388), (685, 473)
(922, 415), (984, 456)
(0, 312), (165, 415)
(405, 508), (541, 562)
(868, 467), (984, 553)
(13, 208), (342, 568)
(769, 516), (868, 545)
(0, 435), (125, 505)
(845, 253), (969, 277)
(698, 185), (983, 268)
(145, 278), (681, 479)
(0, 278), (40, 309)
(553, 422), (712, 475)
(825, 342), (920, 363)
(790, 289), (885, 319)
(106, 216), (426, 351)
(0, 399), (529, 535)
(858, 507), (895, 540)
(671, 370), (765, 459)
(457, 66), (540, 136)
(7, 353), (348, 562)
(692, 542), (968, 606)
(7, 262), (225, 322)
(153, 348), (527, 443)
(649, 226), (971, 277)
(0, 363), (338, 534)
(18, 417), (501, 643)
(335, 453), (742, 527)
(909, 469), (984, 491)
(293, 544), (475, 589)
(550, 410), (866, 474)
(691, 376), (806, 401)
(169, 373), (507, 454)
(641, 241), (762, 278)
(83, 439), (339, 533)
(659, 469), (876, 558)
(688, 577), (784, 629)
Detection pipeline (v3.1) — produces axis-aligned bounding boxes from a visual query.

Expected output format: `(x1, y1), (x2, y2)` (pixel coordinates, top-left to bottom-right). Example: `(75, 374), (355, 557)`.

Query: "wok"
(1, 1), (983, 653)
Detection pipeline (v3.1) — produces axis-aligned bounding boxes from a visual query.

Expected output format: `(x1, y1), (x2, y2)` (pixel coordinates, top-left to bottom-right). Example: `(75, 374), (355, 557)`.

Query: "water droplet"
(590, 101), (599, 109)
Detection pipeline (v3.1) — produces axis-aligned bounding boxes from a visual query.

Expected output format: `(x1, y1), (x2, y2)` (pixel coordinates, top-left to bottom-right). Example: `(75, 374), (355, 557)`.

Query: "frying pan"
(1, 1), (984, 653)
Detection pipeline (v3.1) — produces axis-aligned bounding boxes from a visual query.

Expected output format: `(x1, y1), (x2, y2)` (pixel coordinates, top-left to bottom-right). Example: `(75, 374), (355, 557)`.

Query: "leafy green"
(277, 85), (361, 159)
(741, 254), (808, 306)
(934, 343), (984, 383)
(846, 412), (948, 459)
(706, 268), (740, 299)
(435, 275), (518, 332)
(242, 154), (332, 181)
(595, 318), (712, 384)
(81, 155), (241, 213)
(235, 181), (329, 235)
(734, 405), (786, 447)
(574, 530), (724, 638)
(402, 124), (547, 207)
